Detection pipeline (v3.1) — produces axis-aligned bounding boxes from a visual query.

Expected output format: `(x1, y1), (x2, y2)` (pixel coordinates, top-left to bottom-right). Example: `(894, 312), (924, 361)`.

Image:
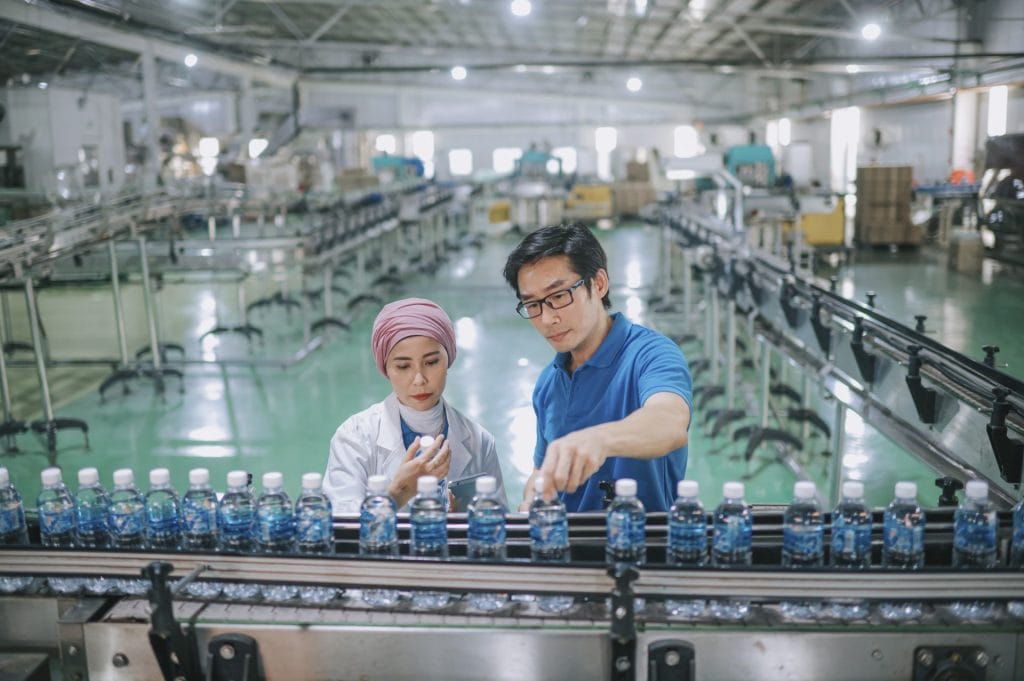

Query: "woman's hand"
(388, 435), (451, 507)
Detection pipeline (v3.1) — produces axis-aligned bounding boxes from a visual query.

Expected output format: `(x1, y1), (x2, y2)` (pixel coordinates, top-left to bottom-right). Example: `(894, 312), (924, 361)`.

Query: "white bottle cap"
(794, 481), (816, 500)
(0, 467), (8, 487)
(723, 481), (744, 499)
(263, 472), (283, 489)
(41, 467), (62, 486)
(842, 481), (864, 499)
(189, 468), (210, 485)
(533, 474), (546, 493)
(615, 478), (637, 497)
(303, 472), (324, 490)
(227, 470), (248, 488)
(677, 480), (699, 498)
(894, 481), (917, 499)
(417, 475), (438, 494)
(419, 435), (436, 450)
(475, 475), (497, 494)
(367, 474), (388, 494)
(149, 468), (170, 486)
(78, 467), (99, 486)
(964, 480), (988, 500)
(113, 468), (134, 486)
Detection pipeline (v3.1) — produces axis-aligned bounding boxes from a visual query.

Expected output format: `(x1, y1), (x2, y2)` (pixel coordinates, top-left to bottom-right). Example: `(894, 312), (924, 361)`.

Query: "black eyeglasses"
(516, 279), (586, 319)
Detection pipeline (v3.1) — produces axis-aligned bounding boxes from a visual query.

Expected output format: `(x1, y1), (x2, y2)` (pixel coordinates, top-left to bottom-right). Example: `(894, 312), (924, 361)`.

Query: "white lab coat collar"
(376, 393), (472, 481)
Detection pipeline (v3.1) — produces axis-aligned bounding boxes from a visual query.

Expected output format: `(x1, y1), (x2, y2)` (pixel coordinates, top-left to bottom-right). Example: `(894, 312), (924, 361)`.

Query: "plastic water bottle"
(665, 480), (707, 618)
(417, 436), (449, 509)
(257, 472), (297, 602)
(108, 469), (146, 549)
(709, 481), (752, 621)
(73, 467), (111, 549)
(953, 480), (997, 568)
(711, 482), (752, 566)
(782, 481), (823, 567)
(830, 481), (872, 569)
(409, 475), (449, 609)
(144, 468), (181, 550)
(37, 467), (75, 548)
(467, 475), (508, 611)
(1012, 498), (1024, 568)
(606, 478), (645, 565)
(181, 468), (218, 551)
(359, 474), (399, 608)
(219, 470), (257, 552)
(882, 481), (925, 570)
(668, 480), (706, 566)
(0, 467), (28, 546)
(297, 472), (334, 555)
(256, 472), (295, 554)
(528, 474), (573, 613)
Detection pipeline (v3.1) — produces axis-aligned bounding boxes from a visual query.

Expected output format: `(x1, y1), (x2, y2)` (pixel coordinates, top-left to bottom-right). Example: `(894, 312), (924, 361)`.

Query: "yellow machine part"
(489, 200), (511, 224)
(565, 184), (614, 220)
(783, 195), (845, 246)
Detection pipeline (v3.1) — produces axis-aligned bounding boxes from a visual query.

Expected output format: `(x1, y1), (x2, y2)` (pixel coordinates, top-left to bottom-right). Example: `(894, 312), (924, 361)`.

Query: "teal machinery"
(514, 148), (562, 180)
(724, 144), (776, 188)
(371, 154), (424, 178)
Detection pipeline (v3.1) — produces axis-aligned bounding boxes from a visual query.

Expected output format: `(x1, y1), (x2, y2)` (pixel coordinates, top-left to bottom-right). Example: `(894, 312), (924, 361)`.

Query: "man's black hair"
(502, 223), (611, 309)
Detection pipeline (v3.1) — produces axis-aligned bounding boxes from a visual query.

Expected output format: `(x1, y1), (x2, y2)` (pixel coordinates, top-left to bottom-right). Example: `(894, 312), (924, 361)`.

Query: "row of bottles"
(4, 466), (1023, 569)
(1, 466), (332, 554)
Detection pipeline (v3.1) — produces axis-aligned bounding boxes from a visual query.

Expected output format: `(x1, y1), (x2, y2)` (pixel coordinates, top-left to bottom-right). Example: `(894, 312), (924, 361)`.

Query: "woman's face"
(385, 335), (448, 411)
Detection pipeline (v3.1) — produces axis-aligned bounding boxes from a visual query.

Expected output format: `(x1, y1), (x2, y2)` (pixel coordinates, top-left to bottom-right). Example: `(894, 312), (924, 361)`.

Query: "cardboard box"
(612, 182), (657, 217)
(626, 161), (650, 182)
(948, 230), (983, 273)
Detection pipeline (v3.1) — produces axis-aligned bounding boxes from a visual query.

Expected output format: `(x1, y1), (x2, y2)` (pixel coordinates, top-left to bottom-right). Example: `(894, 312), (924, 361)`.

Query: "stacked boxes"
(612, 182), (657, 217)
(855, 166), (920, 246)
(564, 184), (614, 221)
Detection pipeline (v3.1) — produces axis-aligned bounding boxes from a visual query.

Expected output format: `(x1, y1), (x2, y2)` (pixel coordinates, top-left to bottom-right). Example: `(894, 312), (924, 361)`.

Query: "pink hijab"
(371, 298), (457, 376)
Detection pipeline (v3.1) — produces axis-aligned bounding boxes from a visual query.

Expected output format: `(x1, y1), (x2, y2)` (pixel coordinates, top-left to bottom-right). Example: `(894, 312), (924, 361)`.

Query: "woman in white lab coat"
(324, 298), (506, 513)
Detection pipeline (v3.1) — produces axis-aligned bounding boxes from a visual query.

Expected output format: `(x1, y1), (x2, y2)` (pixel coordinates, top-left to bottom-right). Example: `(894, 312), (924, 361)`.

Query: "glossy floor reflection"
(0, 222), (1020, 511)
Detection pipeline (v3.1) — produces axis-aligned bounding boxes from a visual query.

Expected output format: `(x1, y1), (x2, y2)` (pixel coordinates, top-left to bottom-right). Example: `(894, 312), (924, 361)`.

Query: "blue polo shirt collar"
(555, 312), (629, 373)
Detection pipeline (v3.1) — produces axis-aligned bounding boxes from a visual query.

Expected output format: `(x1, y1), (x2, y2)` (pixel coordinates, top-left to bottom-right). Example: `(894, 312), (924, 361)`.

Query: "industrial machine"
(723, 144), (776, 189)
(1, 511), (1022, 681)
(979, 133), (1024, 265)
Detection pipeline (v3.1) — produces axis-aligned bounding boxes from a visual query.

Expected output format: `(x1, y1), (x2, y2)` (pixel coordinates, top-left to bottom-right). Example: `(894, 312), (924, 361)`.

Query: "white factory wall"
(0, 87), (125, 195)
(859, 101), (954, 185)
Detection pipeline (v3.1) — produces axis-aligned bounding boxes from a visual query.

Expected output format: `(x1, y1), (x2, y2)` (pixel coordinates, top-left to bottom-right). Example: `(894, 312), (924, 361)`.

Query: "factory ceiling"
(1, 0), (1022, 113)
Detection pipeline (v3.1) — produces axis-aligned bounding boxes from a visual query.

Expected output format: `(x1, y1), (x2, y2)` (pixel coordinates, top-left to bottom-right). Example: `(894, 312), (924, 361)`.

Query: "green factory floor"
(1, 220), (1022, 511)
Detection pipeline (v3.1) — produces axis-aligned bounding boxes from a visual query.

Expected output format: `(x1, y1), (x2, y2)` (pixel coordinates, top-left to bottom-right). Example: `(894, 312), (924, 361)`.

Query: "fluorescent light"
(541, 65), (555, 74)
(248, 138), (269, 159)
(510, 0), (532, 17)
(861, 23), (881, 41)
(846, 64), (860, 74)
(634, 0), (647, 15)
(626, 76), (642, 92)
(779, 117), (791, 146)
(37, 82), (48, 90)
(450, 65), (467, 81)
(595, 127), (618, 153)
(514, 64), (527, 73)
(184, 53), (198, 68)
(375, 134), (397, 154)
(987, 85), (1008, 136)
(198, 137), (220, 158)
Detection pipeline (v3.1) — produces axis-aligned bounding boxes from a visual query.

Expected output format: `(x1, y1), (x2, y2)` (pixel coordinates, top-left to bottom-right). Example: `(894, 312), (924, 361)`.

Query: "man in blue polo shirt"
(503, 223), (693, 512)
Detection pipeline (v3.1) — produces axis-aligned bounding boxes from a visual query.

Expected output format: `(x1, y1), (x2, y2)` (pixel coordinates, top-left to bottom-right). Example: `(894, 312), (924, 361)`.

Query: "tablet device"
(449, 473), (487, 512)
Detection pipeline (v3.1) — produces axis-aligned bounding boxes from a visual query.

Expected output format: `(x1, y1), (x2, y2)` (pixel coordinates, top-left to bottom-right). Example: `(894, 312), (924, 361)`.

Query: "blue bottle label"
(39, 504), (74, 536)
(1014, 523), (1024, 549)
(468, 516), (506, 545)
(884, 516), (923, 556)
(831, 525), (871, 558)
(221, 510), (255, 538)
(146, 507), (179, 536)
(182, 498), (216, 534)
(108, 505), (145, 537)
(713, 516), (752, 553)
(75, 507), (108, 535)
(530, 518), (568, 550)
(783, 525), (823, 557)
(298, 512), (332, 544)
(669, 523), (706, 552)
(360, 507), (397, 545)
(0, 503), (25, 536)
(954, 515), (996, 552)
(411, 516), (447, 551)
(607, 511), (645, 550)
